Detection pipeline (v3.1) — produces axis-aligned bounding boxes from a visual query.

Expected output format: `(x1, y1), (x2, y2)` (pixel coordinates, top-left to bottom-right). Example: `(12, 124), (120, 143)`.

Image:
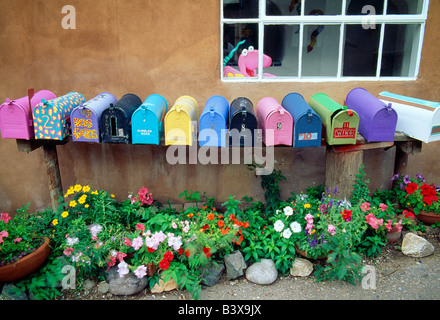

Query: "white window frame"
(220, 0), (430, 82)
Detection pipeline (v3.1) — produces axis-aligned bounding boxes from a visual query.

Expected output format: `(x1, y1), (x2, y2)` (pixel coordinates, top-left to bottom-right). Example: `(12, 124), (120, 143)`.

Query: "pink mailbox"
(0, 90), (57, 140)
(256, 97), (293, 146)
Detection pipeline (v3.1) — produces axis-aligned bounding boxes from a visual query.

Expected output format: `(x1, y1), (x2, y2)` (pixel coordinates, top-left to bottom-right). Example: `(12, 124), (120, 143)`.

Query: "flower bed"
(1, 168), (438, 300)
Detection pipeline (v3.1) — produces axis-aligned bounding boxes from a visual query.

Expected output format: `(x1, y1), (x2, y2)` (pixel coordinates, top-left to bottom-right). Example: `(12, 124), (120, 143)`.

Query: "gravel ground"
(62, 231), (440, 302)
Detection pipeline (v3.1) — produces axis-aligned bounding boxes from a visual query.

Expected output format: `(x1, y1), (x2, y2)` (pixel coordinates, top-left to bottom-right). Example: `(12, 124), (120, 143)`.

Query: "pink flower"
(134, 265), (147, 278)
(385, 219), (393, 232)
(327, 224), (336, 236)
(0, 213), (11, 224)
(0, 230), (8, 243)
(63, 247), (74, 256)
(116, 252), (127, 262)
(14, 237), (22, 243)
(379, 203), (388, 212)
(304, 214), (314, 222)
(136, 223), (145, 232)
(131, 236), (143, 251)
(124, 237), (132, 246)
(138, 187), (153, 206)
(360, 202), (371, 212)
(365, 213), (383, 230)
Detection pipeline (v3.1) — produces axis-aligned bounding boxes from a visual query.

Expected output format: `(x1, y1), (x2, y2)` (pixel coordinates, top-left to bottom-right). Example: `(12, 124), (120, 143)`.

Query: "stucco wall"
(0, 0), (439, 213)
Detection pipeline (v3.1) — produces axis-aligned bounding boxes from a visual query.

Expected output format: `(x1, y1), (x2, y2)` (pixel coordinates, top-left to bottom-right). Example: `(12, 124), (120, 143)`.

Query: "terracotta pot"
(294, 245), (328, 260)
(386, 228), (402, 243)
(0, 237), (50, 282)
(416, 210), (440, 225)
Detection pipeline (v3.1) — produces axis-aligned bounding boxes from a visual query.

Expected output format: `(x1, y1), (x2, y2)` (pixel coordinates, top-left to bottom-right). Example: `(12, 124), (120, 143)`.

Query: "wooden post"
(394, 140), (422, 174)
(325, 147), (364, 200)
(42, 143), (63, 211)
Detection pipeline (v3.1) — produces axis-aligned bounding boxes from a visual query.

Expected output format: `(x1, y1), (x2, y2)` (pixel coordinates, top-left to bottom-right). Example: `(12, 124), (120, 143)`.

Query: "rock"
(224, 251), (247, 280)
(97, 281), (109, 294)
(108, 273), (148, 296)
(202, 262), (225, 287)
(83, 279), (96, 291)
(245, 259), (278, 285)
(401, 232), (435, 258)
(150, 277), (178, 293)
(0, 284), (28, 300)
(290, 258), (314, 277)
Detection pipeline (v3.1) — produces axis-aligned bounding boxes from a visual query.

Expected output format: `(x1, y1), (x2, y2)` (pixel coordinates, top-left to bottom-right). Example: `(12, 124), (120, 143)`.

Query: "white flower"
(117, 261), (130, 278)
(290, 221), (302, 233)
(89, 224), (103, 237)
(274, 220), (285, 232)
(134, 265), (147, 279)
(275, 210), (281, 215)
(282, 228), (292, 239)
(66, 237), (79, 246)
(283, 206), (294, 216)
(131, 236), (143, 251)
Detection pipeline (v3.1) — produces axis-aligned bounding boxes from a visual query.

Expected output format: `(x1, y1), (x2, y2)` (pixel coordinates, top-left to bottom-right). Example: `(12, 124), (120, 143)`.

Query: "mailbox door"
(0, 102), (30, 139)
(366, 108), (397, 142)
(101, 108), (130, 143)
(132, 109), (160, 145)
(71, 108), (100, 143)
(229, 112), (257, 146)
(165, 110), (193, 146)
(199, 111), (227, 147)
(265, 110), (293, 146)
(328, 110), (359, 145)
(294, 112), (322, 148)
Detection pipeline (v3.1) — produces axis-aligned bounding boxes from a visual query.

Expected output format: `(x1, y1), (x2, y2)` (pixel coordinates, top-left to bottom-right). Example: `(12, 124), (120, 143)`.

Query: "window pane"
(223, 23), (259, 77)
(266, 0), (300, 16)
(223, 0), (259, 19)
(302, 24), (340, 77)
(380, 24), (421, 77)
(263, 25), (299, 77)
(387, 0), (424, 14)
(346, 0), (384, 15)
(305, 0), (343, 15)
(343, 24), (381, 76)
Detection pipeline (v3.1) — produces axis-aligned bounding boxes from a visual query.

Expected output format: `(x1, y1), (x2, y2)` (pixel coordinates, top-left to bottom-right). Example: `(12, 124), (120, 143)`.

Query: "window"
(221, 0), (429, 82)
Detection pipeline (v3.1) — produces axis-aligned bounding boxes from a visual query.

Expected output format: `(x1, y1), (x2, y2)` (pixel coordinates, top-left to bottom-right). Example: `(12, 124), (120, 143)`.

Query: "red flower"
(203, 247), (212, 258)
(423, 195), (438, 206)
(207, 213), (215, 220)
(403, 210), (415, 219)
(159, 258), (170, 270)
(184, 249), (191, 257)
(147, 247), (155, 253)
(341, 209), (352, 222)
(202, 224), (209, 231)
(178, 248), (183, 255)
(405, 182), (419, 195)
(163, 251), (174, 262)
(421, 184), (437, 197)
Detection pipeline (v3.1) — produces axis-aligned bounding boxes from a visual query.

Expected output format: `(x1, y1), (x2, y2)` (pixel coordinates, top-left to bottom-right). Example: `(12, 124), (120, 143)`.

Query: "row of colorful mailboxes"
(0, 88), (439, 147)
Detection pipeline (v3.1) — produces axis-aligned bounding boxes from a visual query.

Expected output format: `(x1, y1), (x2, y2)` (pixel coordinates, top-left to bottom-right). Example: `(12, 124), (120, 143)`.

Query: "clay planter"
(386, 227), (402, 243)
(0, 237), (50, 282)
(295, 245), (328, 260)
(416, 210), (440, 225)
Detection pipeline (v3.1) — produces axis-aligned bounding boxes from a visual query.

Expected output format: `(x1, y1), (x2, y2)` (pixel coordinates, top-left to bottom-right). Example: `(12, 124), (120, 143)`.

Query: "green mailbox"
(309, 93), (359, 145)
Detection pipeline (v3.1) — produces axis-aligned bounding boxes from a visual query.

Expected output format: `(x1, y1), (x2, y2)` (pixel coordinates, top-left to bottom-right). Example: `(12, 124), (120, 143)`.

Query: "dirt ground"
(61, 230), (440, 302)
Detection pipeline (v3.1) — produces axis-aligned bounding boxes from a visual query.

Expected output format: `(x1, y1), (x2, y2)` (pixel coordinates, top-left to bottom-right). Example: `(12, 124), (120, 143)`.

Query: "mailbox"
(281, 93), (322, 148)
(378, 91), (440, 143)
(309, 93), (359, 145)
(229, 97), (257, 147)
(33, 91), (85, 140)
(101, 93), (142, 144)
(71, 92), (117, 143)
(132, 94), (168, 145)
(0, 90), (56, 140)
(345, 87), (397, 142)
(198, 95), (229, 147)
(164, 95), (198, 146)
(256, 97), (293, 146)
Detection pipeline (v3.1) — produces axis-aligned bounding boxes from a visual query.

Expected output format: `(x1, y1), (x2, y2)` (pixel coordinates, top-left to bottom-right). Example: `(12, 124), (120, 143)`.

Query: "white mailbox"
(378, 91), (440, 143)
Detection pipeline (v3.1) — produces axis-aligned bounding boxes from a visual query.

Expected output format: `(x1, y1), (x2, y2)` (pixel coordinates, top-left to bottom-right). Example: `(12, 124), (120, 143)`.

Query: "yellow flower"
(74, 184), (82, 192)
(317, 214), (320, 217)
(304, 203), (311, 209)
(84, 204), (89, 208)
(91, 190), (99, 195)
(69, 200), (77, 208)
(78, 194), (87, 204)
(61, 211), (69, 218)
(82, 185), (91, 193)
(111, 194), (115, 198)
(311, 229), (316, 234)
(52, 219), (58, 226)
(64, 187), (74, 198)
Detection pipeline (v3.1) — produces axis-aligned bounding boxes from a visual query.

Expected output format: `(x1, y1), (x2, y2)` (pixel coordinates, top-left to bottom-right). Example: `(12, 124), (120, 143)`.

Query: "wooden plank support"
(393, 140), (422, 174)
(42, 142), (63, 211)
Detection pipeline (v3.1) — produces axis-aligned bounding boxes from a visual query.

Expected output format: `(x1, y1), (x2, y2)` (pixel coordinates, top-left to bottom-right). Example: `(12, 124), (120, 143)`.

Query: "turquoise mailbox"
(132, 94), (168, 145)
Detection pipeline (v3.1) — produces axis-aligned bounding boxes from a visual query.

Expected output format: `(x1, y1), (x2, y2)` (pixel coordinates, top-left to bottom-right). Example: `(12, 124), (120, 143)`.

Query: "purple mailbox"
(0, 90), (57, 140)
(71, 92), (117, 143)
(345, 87), (397, 142)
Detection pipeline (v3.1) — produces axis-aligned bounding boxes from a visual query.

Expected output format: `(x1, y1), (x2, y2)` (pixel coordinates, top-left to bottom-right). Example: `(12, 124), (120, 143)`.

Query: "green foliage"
(351, 164), (371, 205)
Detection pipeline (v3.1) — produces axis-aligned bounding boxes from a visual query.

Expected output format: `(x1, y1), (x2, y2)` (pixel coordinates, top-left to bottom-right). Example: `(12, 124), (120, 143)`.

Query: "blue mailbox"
(282, 92), (322, 148)
(131, 94), (168, 145)
(198, 95), (229, 147)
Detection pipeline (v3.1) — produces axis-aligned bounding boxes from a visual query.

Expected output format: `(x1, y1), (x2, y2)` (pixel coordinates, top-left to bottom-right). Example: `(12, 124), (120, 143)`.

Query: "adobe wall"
(0, 0), (439, 213)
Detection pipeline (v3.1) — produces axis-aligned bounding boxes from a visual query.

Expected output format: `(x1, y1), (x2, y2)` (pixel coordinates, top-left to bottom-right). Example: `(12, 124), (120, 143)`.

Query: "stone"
(97, 281), (109, 294)
(224, 251), (247, 280)
(150, 277), (178, 293)
(83, 279), (96, 291)
(290, 258), (314, 277)
(245, 259), (278, 285)
(0, 284), (28, 300)
(108, 273), (148, 296)
(202, 262), (225, 287)
(401, 232), (435, 258)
